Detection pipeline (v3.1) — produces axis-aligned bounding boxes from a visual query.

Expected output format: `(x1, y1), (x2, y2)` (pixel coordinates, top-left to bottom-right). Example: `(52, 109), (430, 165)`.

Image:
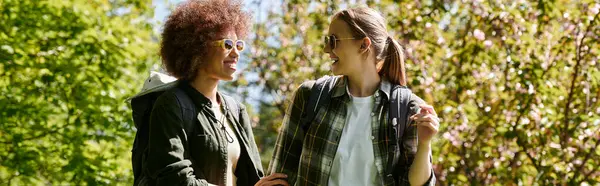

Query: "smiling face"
(198, 29), (241, 81)
(323, 18), (368, 77)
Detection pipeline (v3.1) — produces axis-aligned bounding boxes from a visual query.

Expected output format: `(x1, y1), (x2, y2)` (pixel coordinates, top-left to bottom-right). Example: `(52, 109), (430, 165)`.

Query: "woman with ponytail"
(268, 6), (438, 186)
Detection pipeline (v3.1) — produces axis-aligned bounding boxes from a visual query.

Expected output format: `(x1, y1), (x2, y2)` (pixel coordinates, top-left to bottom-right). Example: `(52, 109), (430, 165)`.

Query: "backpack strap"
(300, 76), (336, 133)
(385, 85), (412, 182)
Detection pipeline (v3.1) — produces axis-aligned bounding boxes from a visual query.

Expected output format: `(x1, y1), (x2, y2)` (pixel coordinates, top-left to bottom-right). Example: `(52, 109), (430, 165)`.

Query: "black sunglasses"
(324, 35), (357, 50)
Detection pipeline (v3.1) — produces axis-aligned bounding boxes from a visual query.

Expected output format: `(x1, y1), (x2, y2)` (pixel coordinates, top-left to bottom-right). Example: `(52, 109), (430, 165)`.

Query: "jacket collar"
(331, 76), (393, 100)
(178, 80), (219, 108)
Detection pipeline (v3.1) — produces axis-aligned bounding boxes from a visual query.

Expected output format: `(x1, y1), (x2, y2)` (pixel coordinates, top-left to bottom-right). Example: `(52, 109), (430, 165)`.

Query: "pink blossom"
(484, 40), (493, 47)
(474, 29), (485, 40)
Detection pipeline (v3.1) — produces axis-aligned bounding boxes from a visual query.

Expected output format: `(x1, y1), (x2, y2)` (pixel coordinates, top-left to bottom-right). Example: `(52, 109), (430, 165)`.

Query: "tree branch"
(563, 12), (600, 147)
(574, 137), (600, 183)
(580, 156), (600, 184)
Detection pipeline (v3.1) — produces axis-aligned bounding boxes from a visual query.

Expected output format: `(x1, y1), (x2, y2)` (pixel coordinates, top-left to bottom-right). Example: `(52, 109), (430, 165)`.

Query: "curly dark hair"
(160, 0), (251, 80)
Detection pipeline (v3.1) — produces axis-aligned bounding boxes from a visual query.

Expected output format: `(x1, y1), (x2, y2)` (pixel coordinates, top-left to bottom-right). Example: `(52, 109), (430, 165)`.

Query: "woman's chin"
(330, 63), (340, 75)
(217, 73), (235, 81)
(223, 75), (234, 81)
(331, 67), (343, 76)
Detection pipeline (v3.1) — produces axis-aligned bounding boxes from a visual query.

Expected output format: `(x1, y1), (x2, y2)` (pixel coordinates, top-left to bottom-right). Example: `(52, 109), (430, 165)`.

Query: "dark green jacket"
(144, 82), (264, 185)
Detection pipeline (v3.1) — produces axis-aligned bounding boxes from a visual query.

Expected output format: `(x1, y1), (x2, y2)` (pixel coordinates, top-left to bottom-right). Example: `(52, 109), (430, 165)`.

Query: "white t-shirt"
(328, 88), (382, 186)
(210, 104), (241, 186)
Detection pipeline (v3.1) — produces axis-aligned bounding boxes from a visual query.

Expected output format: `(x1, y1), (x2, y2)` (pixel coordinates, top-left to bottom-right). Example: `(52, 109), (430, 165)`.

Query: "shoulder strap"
(390, 86), (412, 145)
(385, 85), (412, 181)
(300, 76), (336, 133)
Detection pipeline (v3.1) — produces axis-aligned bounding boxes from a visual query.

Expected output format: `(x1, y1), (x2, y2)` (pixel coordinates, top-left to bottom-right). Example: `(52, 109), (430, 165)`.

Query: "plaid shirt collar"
(331, 76), (393, 100)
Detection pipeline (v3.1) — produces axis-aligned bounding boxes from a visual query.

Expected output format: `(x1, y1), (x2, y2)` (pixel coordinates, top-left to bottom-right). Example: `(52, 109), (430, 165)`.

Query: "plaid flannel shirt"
(268, 76), (435, 186)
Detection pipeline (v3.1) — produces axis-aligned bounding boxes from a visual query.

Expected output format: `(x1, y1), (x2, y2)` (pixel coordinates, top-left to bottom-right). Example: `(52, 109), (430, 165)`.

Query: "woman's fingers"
(419, 104), (437, 117)
(264, 179), (290, 186)
(413, 114), (439, 124)
(410, 113), (426, 120)
(264, 173), (288, 181)
(411, 114), (439, 124)
(255, 173), (288, 186)
(416, 119), (439, 131)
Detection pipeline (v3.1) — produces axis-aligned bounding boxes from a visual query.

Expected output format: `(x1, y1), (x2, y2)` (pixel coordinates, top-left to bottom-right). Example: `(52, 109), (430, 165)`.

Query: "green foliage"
(0, 0), (156, 185)
(2, 0), (599, 185)
(246, 0), (600, 185)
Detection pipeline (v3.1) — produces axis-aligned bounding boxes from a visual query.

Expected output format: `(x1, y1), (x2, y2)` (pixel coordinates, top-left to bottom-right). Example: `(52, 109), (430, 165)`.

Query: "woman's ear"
(360, 37), (371, 54)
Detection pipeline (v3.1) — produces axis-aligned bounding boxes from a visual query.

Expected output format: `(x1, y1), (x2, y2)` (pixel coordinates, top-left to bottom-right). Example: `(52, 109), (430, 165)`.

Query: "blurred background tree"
(1, 0), (599, 185)
(0, 0), (156, 185)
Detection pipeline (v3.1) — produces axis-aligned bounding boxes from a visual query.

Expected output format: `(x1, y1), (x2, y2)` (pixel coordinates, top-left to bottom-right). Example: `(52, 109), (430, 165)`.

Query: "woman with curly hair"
(141, 0), (287, 185)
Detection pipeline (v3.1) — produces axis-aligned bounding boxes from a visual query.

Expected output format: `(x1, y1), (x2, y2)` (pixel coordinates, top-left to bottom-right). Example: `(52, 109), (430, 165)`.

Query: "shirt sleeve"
(267, 81), (314, 184)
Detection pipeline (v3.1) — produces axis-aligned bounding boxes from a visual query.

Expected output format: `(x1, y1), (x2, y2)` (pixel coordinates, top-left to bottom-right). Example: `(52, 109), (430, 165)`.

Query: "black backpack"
(129, 82), (196, 185)
(129, 81), (243, 185)
(298, 76), (413, 184)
